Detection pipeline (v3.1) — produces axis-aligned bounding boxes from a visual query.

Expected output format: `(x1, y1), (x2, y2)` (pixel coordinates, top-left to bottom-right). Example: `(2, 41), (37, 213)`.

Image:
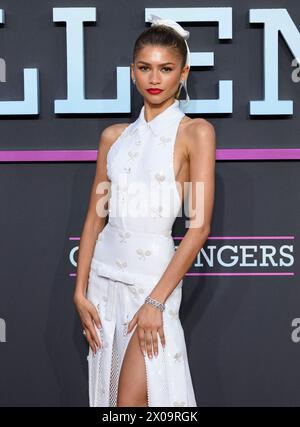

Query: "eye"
(162, 67), (172, 72)
(139, 66), (148, 71)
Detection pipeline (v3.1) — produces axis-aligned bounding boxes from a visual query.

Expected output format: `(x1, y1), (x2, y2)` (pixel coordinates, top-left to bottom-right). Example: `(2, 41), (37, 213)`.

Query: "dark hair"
(133, 25), (187, 99)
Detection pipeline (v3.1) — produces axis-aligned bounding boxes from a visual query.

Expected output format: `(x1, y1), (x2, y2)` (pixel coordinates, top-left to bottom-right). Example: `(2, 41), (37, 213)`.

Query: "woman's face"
(131, 45), (188, 103)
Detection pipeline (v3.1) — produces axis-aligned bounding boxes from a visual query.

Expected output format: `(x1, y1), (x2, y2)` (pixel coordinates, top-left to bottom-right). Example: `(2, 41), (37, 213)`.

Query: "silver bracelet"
(144, 295), (165, 312)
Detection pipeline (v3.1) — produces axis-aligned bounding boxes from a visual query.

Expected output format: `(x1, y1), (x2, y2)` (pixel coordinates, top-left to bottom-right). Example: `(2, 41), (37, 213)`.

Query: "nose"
(149, 70), (161, 84)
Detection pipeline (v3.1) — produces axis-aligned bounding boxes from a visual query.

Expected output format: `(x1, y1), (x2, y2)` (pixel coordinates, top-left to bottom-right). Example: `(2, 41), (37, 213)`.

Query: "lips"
(147, 89), (163, 94)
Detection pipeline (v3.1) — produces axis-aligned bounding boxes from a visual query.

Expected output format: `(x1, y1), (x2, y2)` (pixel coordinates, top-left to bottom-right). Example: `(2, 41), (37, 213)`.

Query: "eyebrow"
(137, 61), (175, 66)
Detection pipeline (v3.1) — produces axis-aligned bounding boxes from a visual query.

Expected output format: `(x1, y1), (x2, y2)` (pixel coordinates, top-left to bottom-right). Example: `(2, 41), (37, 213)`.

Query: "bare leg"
(117, 327), (148, 407)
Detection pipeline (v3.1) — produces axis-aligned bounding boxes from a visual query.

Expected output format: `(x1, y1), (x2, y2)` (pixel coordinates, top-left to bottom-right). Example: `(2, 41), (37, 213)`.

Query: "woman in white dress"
(73, 15), (216, 407)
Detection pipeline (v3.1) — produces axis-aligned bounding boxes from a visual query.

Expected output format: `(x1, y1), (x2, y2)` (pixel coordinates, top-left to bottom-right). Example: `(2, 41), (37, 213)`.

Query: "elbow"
(204, 224), (211, 237)
(189, 223), (211, 237)
(187, 224), (211, 249)
(200, 225), (211, 240)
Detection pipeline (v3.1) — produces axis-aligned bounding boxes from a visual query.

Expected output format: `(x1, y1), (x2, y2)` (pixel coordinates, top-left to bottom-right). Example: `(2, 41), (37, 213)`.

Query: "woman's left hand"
(127, 302), (166, 359)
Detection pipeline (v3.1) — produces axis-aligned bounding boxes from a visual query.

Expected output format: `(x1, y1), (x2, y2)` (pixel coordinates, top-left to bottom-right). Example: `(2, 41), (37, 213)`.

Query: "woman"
(73, 15), (216, 407)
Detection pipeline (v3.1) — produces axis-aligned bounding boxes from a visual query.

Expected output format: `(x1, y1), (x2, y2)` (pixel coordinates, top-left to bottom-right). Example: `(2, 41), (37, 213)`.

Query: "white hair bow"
(149, 14), (190, 41)
(148, 14), (191, 106)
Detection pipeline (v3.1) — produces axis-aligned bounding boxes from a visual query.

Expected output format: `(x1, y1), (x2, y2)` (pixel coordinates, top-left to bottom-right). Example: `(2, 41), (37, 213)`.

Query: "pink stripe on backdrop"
(0, 150), (97, 162)
(185, 272), (294, 276)
(1, 148), (300, 162)
(70, 235), (294, 240)
(173, 235), (295, 240)
(69, 272), (294, 277)
(217, 148), (300, 160)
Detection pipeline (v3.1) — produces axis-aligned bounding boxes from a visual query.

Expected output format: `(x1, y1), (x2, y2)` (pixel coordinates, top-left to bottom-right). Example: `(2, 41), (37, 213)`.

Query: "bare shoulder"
(98, 122), (130, 154)
(180, 117), (216, 157)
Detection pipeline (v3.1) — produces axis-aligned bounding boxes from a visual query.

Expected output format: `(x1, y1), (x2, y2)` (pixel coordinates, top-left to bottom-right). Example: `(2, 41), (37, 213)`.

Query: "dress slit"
(109, 327), (119, 406)
(117, 322), (150, 407)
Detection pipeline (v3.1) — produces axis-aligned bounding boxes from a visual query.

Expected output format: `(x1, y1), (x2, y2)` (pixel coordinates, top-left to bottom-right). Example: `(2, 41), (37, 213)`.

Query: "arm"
(73, 126), (114, 302)
(73, 124), (125, 354)
(149, 119), (216, 304)
(126, 119), (216, 359)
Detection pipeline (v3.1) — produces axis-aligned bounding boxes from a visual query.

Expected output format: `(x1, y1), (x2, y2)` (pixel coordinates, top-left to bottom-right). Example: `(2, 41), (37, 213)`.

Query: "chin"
(143, 93), (171, 104)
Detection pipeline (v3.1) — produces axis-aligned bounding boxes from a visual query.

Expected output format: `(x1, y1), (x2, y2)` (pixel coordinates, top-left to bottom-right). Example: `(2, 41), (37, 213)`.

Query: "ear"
(130, 63), (135, 80)
(181, 64), (190, 80)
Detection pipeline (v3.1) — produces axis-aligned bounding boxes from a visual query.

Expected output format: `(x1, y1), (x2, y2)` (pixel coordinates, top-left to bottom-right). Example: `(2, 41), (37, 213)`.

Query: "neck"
(143, 98), (177, 123)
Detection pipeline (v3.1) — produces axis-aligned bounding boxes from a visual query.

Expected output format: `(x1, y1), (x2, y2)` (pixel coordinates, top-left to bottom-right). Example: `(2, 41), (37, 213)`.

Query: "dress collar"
(130, 99), (184, 137)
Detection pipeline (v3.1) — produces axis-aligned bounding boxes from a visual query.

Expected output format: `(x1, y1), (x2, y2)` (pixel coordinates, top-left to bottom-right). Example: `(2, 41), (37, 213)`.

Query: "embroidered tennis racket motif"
(154, 171), (166, 183)
(150, 205), (163, 217)
(127, 151), (139, 161)
(168, 309), (179, 319)
(174, 352), (183, 363)
(130, 126), (139, 136)
(122, 126), (132, 138)
(118, 231), (131, 243)
(125, 283), (145, 296)
(136, 248), (152, 260)
(158, 135), (171, 146)
(115, 260), (127, 270)
(173, 401), (186, 407)
(128, 286), (138, 296)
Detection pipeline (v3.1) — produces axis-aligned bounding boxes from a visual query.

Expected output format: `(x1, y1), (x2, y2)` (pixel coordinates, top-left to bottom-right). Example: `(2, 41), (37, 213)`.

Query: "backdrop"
(0, 0), (300, 407)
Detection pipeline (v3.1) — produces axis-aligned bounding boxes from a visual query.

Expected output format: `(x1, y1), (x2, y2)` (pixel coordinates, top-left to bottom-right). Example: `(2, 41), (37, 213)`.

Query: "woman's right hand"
(73, 294), (102, 355)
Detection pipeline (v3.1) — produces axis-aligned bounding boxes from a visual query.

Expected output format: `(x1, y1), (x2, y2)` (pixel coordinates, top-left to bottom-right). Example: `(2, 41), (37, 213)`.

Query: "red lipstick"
(147, 88), (163, 95)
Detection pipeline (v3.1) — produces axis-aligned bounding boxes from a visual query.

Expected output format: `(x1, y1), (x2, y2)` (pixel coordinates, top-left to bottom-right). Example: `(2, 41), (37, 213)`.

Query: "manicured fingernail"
(154, 352), (158, 358)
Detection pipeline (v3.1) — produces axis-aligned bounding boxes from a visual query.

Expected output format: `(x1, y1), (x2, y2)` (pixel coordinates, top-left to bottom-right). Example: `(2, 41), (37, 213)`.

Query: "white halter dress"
(86, 99), (197, 407)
